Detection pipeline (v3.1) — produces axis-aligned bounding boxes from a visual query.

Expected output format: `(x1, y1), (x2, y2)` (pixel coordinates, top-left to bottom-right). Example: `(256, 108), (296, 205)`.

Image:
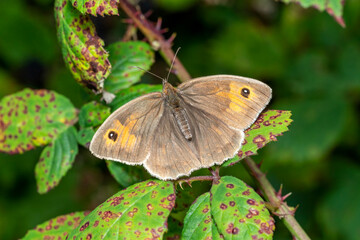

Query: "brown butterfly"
(90, 74), (272, 180)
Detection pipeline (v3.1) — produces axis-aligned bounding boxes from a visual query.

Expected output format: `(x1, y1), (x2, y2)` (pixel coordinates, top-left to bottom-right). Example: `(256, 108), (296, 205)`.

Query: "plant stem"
(242, 157), (311, 240)
(119, 2), (310, 239)
(119, 0), (191, 82)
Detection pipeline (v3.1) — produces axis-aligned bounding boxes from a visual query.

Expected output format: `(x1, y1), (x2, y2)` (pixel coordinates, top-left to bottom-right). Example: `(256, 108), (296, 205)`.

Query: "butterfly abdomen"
(172, 107), (192, 141)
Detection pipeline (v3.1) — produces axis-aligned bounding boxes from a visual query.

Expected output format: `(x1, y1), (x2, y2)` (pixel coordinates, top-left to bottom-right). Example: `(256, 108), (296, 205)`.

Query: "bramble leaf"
(71, 0), (119, 16)
(210, 176), (275, 239)
(78, 101), (110, 128)
(106, 161), (149, 188)
(35, 126), (78, 194)
(105, 41), (155, 94)
(279, 0), (345, 27)
(182, 192), (222, 240)
(223, 110), (292, 167)
(55, 0), (111, 93)
(0, 89), (77, 154)
(68, 180), (176, 239)
(21, 211), (89, 240)
(109, 84), (162, 111)
(76, 127), (95, 147)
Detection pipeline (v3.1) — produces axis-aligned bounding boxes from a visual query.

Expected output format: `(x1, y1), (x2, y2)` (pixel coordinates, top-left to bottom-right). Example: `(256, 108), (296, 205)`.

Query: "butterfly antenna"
(131, 66), (165, 82)
(165, 47), (181, 84)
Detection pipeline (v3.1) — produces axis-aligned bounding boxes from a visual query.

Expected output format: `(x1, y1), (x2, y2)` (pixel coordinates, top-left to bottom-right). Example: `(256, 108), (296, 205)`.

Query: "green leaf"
(109, 84), (162, 111)
(0, 89), (77, 154)
(105, 41), (155, 93)
(71, 0), (119, 16)
(21, 211), (89, 240)
(76, 127), (95, 147)
(68, 180), (176, 239)
(55, 0), (111, 93)
(79, 101), (110, 128)
(223, 110), (292, 167)
(182, 192), (222, 240)
(279, 0), (345, 27)
(35, 126), (78, 194)
(210, 176), (275, 240)
(106, 161), (149, 188)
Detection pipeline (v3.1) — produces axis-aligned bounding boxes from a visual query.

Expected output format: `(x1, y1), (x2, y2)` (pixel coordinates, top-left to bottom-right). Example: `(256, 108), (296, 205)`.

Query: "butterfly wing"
(178, 74), (272, 130)
(89, 93), (164, 165)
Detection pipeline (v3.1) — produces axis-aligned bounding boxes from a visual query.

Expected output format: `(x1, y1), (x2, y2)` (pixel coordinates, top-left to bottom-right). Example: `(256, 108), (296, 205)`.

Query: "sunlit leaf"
(223, 110), (292, 167)
(71, 0), (119, 16)
(210, 176), (275, 239)
(35, 126), (78, 194)
(21, 211), (89, 240)
(0, 89), (77, 154)
(105, 41), (155, 93)
(55, 0), (111, 93)
(68, 180), (176, 239)
(279, 0), (345, 27)
(182, 192), (222, 240)
(78, 101), (110, 128)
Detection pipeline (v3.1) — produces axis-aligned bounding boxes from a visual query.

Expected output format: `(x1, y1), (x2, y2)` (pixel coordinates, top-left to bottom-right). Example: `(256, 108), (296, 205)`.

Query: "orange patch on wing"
(103, 119), (138, 151)
(216, 83), (254, 113)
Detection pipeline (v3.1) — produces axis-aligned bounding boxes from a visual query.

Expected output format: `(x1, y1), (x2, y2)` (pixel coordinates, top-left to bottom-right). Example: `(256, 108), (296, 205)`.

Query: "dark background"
(0, 0), (359, 239)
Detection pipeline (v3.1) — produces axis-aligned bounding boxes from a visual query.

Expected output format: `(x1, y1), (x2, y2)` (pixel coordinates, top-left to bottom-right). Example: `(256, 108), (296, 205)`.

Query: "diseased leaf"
(68, 180), (176, 239)
(223, 110), (292, 167)
(109, 84), (162, 111)
(79, 101), (110, 128)
(211, 176), (275, 240)
(105, 41), (155, 93)
(279, 0), (345, 27)
(106, 161), (149, 188)
(55, 0), (111, 93)
(182, 192), (222, 240)
(21, 211), (89, 240)
(71, 0), (119, 16)
(0, 89), (77, 154)
(76, 127), (94, 147)
(35, 126), (78, 194)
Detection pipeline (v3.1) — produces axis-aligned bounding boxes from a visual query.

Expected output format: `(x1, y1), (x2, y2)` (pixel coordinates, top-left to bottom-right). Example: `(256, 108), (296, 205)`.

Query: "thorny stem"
(243, 157), (311, 240)
(118, 0), (191, 82)
(119, 1), (311, 239)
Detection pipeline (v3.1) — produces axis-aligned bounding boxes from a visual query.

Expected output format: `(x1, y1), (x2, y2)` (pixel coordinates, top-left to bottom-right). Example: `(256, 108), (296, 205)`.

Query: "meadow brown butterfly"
(90, 73), (272, 180)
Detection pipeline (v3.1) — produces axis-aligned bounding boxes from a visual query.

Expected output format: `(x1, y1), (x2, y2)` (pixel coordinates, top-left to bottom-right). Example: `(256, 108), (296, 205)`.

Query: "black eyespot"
(108, 131), (118, 142)
(241, 88), (250, 98)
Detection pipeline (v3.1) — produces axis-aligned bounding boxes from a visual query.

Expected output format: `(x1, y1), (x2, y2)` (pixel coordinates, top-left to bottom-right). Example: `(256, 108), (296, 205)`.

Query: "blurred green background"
(1, 0), (360, 239)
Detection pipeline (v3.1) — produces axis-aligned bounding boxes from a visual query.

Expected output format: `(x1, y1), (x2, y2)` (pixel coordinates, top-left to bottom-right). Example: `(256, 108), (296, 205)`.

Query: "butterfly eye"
(241, 88), (250, 98)
(108, 131), (118, 142)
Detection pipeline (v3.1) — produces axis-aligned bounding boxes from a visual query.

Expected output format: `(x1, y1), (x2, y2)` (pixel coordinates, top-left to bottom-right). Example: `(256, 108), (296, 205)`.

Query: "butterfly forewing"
(89, 93), (164, 164)
(178, 75), (272, 131)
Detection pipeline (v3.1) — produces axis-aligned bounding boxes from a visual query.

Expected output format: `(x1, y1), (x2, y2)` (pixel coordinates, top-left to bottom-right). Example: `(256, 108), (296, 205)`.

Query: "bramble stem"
(119, 1), (310, 239)
(119, 0), (191, 82)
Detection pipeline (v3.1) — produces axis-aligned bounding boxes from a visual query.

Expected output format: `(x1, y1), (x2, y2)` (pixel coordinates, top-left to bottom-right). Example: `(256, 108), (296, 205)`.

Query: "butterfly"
(90, 74), (272, 180)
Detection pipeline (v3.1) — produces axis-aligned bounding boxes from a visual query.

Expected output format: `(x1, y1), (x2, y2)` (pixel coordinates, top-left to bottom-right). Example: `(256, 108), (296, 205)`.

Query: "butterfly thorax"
(163, 82), (193, 141)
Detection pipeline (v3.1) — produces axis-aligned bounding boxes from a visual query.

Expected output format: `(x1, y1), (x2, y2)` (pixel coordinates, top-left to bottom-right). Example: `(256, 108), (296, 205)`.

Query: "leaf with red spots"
(106, 161), (149, 188)
(279, 0), (345, 27)
(109, 84), (162, 111)
(223, 110), (292, 167)
(182, 192), (222, 240)
(21, 211), (89, 240)
(71, 0), (119, 16)
(68, 180), (176, 239)
(79, 101), (110, 128)
(211, 176), (275, 239)
(76, 127), (95, 147)
(105, 41), (155, 94)
(55, 0), (111, 93)
(35, 126), (78, 194)
(0, 88), (77, 154)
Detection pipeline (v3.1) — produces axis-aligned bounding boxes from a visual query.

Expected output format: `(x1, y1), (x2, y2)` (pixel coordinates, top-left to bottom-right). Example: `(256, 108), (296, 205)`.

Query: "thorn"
(281, 192), (292, 201)
(276, 184), (283, 198)
(155, 18), (162, 30)
(144, 10), (153, 18)
(186, 180), (192, 188)
(257, 159), (264, 168)
(178, 182), (184, 190)
(167, 33), (177, 44)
